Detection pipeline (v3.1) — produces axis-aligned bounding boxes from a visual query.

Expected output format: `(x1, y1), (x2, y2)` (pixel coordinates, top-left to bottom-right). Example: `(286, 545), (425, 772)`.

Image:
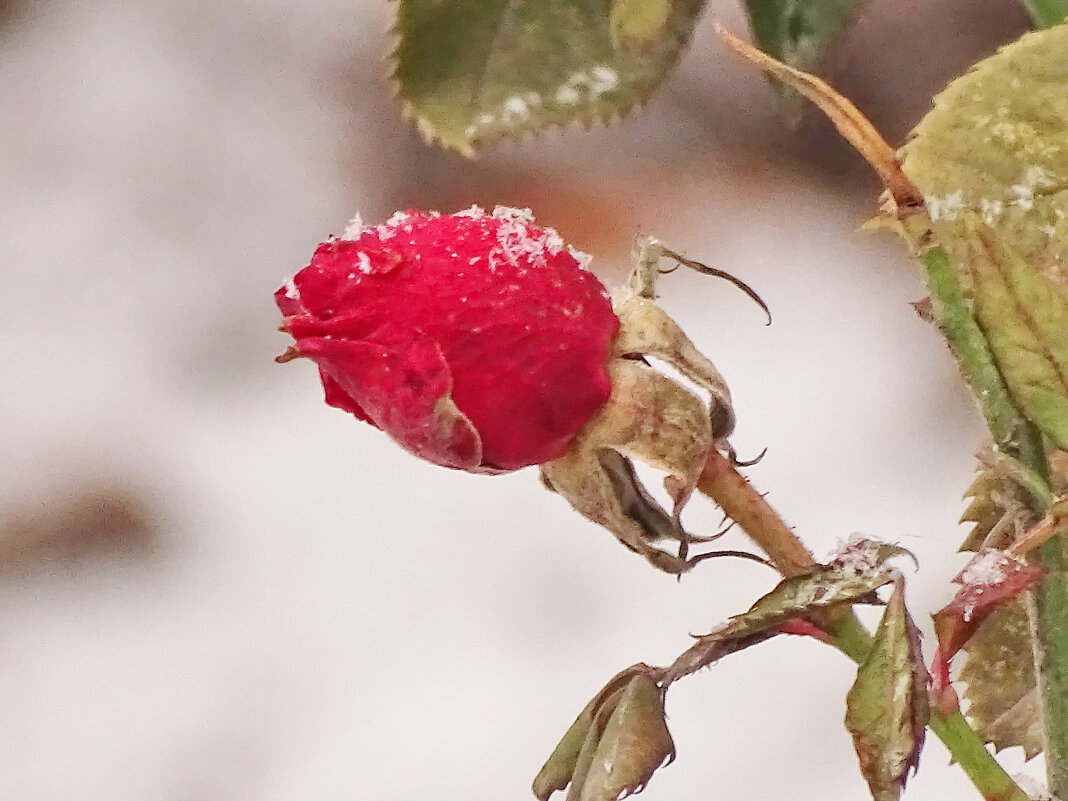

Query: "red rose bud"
(275, 207), (619, 472)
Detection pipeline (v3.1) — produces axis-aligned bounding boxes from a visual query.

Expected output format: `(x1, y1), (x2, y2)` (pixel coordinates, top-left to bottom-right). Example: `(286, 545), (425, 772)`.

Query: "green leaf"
(742, 0), (865, 108)
(900, 25), (1068, 451)
(960, 599), (1044, 759)
(391, 0), (708, 155)
(666, 538), (909, 682)
(845, 580), (930, 801)
(1021, 0), (1068, 28)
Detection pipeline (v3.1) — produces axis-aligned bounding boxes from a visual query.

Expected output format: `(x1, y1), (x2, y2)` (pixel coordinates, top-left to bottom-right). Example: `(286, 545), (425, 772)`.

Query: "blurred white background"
(0, 0), (1042, 799)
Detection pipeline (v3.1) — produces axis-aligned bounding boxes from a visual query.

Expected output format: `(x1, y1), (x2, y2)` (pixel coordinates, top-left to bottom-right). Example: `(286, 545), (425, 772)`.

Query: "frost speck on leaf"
(926, 190), (965, 222)
(830, 535), (897, 577)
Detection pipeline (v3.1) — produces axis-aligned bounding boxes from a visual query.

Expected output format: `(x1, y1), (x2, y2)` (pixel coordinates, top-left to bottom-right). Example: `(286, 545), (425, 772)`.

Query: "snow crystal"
(502, 95), (529, 120)
(588, 65), (619, 95)
(492, 206), (535, 225)
(830, 534), (881, 576)
(340, 212), (364, 240)
(555, 85), (581, 106)
(543, 228), (564, 256)
(979, 198), (1004, 225)
(455, 205), (486, 219)
(356, 252), (372, 274)
(959, 549), (1012, 588)
(283, 276), (299, 299)
(1010, 183), (1036, 211)
(567, 244), (593, 270)
(926, 190), (965, 222)
(1009, 165), (1054, 211)
(385, 210), (412, 227)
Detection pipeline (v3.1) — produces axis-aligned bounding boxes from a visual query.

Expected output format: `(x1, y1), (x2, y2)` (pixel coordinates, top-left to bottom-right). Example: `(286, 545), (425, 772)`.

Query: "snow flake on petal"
(567, 244), (594, 271)
(283, 276), (299, 300)
(341, 213), (365, 240)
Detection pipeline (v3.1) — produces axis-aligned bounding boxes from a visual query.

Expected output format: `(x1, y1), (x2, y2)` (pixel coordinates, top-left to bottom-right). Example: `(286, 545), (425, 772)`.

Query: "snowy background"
(0, 1), (1041, 799)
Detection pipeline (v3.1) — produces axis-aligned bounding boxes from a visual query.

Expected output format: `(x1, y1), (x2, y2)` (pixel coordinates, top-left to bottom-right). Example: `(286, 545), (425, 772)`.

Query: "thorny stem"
(695, 448), (1032, 801)
(696, 448), (814, 578)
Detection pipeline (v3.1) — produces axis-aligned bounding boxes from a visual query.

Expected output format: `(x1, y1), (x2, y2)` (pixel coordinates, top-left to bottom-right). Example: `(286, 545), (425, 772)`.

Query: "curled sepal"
(845, 579), (930, 801)
(665, 537), (908, 681)
(931, 548), (1046, 676)
(533, 665), (674, 801)
(960, 599), (1043, 759)
(540, 357), (715, 574)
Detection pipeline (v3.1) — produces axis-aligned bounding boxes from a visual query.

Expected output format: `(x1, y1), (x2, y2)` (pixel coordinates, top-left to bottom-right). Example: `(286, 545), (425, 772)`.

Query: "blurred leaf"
(932, 549), (1045, 669)
(1021, 0), (1068, 28)
(666, 538), (908, 681)
(960, 599), (1044, 759)
(845, 581), (930, 801)
(391, 0), (708, 155)
(742, 0), (865, 109)
(900, 25), (1068, 450)
(610, 0), (673, 49)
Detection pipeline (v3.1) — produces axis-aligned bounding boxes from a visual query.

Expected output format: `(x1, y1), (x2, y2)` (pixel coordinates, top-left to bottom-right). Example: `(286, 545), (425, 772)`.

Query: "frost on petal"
(277, 207), (617, 473)
(294, 325), (483, 471)
(341, 213), (365, 240)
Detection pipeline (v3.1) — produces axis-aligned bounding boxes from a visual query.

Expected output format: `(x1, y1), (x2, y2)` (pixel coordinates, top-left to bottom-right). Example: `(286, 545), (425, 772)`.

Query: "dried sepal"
(540, 357), (715, 574)
(845, 579), (930, 801)
(611, 294), (735, 440)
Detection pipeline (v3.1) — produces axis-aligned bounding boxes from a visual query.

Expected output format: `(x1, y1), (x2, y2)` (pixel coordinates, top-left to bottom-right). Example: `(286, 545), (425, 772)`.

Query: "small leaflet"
(960, 600), (1044, 760)
(845, 580), (930, 801)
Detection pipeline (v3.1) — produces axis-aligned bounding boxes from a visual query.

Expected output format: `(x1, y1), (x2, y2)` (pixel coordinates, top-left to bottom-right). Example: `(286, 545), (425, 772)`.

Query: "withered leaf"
(960, 599), (1043, 759)
(845, 580), (930, 801)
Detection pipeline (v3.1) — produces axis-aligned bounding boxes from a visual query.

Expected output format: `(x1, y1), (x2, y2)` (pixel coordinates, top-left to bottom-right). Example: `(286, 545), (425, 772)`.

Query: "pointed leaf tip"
(845, 581), (929, 801)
